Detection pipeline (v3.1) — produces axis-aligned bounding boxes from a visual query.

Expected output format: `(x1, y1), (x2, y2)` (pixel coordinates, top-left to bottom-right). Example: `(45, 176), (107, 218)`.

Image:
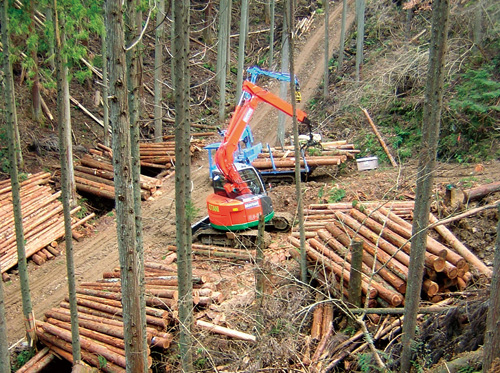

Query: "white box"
(356, 156), (378, 171)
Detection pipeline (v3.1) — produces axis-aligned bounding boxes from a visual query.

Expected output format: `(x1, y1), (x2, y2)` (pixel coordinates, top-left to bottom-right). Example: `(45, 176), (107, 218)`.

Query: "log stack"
(290, 201), (481, 307)
(76, 135), (213, 200)
(0, 172), (94, 274)
(253, 140), (359, 173)
(36, 260), (237, 371)
(75, 153), (162, 200)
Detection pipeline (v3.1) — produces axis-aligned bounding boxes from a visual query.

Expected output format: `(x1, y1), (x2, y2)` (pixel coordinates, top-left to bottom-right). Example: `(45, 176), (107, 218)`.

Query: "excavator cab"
(212, 163), (266, 198)
(207, 163), (274, 231)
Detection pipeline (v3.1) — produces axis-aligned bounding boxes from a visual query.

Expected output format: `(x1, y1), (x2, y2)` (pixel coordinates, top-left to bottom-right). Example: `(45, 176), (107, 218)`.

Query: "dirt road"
(4, 3), (355, 347)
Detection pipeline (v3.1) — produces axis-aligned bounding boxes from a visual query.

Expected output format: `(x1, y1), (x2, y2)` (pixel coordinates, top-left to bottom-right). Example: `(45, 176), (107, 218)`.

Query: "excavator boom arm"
(215, 81), (310, 194)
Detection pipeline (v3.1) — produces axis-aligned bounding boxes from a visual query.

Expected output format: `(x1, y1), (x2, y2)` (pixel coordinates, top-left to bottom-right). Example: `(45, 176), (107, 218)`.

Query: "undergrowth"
(313, 0), (500, 165)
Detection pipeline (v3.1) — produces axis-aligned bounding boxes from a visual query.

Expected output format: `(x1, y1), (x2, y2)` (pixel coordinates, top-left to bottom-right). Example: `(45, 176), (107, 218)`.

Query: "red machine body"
(206, 81), (310, 231)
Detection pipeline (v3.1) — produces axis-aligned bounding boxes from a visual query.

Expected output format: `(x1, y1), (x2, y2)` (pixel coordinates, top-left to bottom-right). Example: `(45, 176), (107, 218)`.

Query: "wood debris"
(289, 201), (488, 308)
(35, 260), (254, 371)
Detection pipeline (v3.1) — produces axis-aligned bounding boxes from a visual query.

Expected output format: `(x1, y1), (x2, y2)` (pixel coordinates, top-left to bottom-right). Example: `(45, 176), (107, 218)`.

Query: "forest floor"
(3, 1), (499, 371)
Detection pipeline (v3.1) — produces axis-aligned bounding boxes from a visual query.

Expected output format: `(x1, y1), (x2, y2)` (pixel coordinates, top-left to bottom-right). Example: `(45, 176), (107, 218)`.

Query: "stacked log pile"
(36, 260), (257, 371)
(252, 140), (359, 172)
(0, 172), (94, 274)
(138, 137), (208, 169)
(289, 201), (482, 307)
(75, 153), (162, 201)
(76, 135), (213, 200)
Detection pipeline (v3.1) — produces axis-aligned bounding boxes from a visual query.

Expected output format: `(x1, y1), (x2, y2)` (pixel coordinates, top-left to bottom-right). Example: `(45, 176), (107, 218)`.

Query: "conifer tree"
(1, 0), (36, 347)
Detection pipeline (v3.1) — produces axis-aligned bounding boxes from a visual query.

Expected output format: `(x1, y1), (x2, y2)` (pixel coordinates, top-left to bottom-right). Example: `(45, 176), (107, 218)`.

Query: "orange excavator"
(198, 80), (311, 242)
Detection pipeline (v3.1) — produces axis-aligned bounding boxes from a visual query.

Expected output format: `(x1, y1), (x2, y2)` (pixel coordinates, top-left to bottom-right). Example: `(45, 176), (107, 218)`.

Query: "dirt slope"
(4, 3), (356, 347)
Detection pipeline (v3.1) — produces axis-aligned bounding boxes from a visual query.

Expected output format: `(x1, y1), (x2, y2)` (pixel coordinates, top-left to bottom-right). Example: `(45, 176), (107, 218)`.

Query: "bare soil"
(4, 2), (499, 371)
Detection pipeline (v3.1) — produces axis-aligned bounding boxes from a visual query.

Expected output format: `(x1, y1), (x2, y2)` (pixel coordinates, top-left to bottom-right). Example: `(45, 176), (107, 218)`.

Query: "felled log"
(310, 304), (323, 341)
(252, 157), (344, 169)
(167, 243), (256, 260)
(289, 236), (379, 299)
(308, 237), (403, 306)
(196, 320), (256, 342)
(15, 347), (52, 373)
(349, 209), (456, 278)
(361, 108), (398, 167)
(464, 181), (500, 202)
(321, 226), (407, 294)
(39, 321), (127, 368)
(48, 307), (171, 347)
(377, 206), (468, 270)
(429, 213), (492, 277)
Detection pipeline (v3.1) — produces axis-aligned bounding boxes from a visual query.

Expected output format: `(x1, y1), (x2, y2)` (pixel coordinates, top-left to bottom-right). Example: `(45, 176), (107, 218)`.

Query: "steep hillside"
(2, 1), (499, 372)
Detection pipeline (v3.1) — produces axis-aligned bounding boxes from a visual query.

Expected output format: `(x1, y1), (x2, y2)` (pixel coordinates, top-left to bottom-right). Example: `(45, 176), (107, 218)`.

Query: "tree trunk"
(278, 9), (290, 148)
(45, 7), (55, 71)
(102, 28), (110, 147)
(338, 0), (348, 71)
(29, 0), (42, 122)
(1, 0), (36, 347)
(0, 262), (9, 371)
(400, 0), (450, 371)
(203, 0), (214, 44)
(173, 2), (194, 371)
(323, 0), (329, 98)
(286, 0), (307, 284)
(483, 205), (500, 372)
(265, 0), (275, 70)
(355, 0), (365, 82)
(105, 0), (147, 371)
(264, 0), (270, 24)
(217, 0), (229, 123)
(53, 0), (81, 361)
(125, 1), (147, 368)
(154, 0), (165, 143)
(236, 0), (249, 101)
(226, 0), (232, 75)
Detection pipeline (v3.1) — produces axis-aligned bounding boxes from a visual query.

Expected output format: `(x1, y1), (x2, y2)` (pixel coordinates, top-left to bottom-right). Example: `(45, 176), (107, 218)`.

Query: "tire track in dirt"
(251, 2), (355, 147)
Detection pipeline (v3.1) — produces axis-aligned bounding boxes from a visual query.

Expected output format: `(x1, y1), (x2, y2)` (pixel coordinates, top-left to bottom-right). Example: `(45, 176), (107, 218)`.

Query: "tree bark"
(0, 262), (9, 371)
(154, 0), (165, 142)
(1, 0), (36, 347)
(236, 0), (249, 101)
(287, 0), (307, 284)
(323, 0), (329, 98)
(102, 28), (110, 147)
(338, 0), (348, 71)
(29, 0), (42, 122)
(53, 0), (81, 361)
(348, 239), (364, 307)
(278, 6), (290, 148)
(106, 0), (147, 371)
(217, 0), (229, 122)
(173, 1), (194, 371)
(125, 1), (148, 368)
(483, 205), (500, 372)
(400, 0), (450, 370)
(268, 0), (275, 68)
(355, 0), (365, 82)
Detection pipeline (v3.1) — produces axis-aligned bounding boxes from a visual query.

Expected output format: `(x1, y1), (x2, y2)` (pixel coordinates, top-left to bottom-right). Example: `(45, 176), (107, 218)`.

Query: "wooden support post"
(348, 239), (364, 308)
